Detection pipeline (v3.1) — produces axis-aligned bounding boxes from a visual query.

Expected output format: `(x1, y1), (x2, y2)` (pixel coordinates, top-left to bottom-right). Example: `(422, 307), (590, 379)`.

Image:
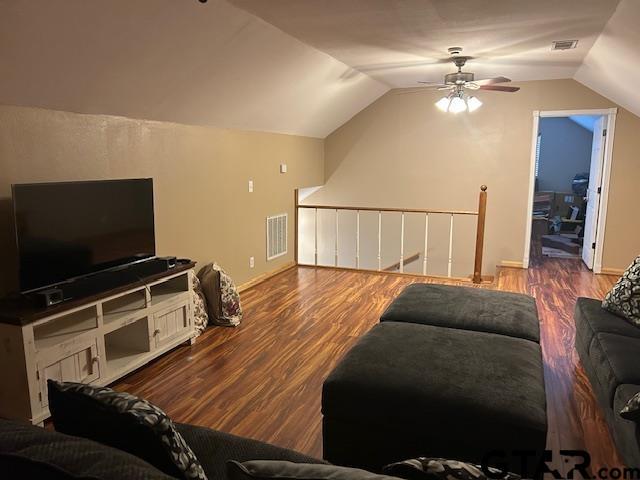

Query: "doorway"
(523, 109), (617, 273)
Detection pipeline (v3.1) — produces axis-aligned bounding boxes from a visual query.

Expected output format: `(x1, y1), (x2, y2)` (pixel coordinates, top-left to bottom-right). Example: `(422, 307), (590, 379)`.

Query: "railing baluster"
(377, 211), (382, 271)
(356, 210), (360, 269)
(423, 213), (429, 275)
(314, 208), (318, 266)
(335, 209), (339, 267)
(400, 212), (405, 273)
(447, 214), (454, 278)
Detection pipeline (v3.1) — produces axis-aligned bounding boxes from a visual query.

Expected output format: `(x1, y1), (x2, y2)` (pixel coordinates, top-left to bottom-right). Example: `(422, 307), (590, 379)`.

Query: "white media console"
(0, 264), (197, 425)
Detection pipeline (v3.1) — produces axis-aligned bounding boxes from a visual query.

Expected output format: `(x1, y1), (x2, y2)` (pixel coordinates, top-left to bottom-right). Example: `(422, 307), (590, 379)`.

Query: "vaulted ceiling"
(230, 0), (620, 87)
(1, 0), (637, 138)
(0, 0), (387, 138)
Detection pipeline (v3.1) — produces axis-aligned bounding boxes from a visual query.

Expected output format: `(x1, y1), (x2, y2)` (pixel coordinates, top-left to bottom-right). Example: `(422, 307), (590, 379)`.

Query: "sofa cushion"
(575, 298), (640, 355)
(380, 284), (539, 343)
(612, 384), (640, 467)
(0, 418), (173, 479)
(322, 322), (546, 472)
(588, 333), (640, 406)
(227, 460), (401, 480)
(602, 255), (640, 326)
(48, 380), (207, 480)
(175, 423), (324, 480)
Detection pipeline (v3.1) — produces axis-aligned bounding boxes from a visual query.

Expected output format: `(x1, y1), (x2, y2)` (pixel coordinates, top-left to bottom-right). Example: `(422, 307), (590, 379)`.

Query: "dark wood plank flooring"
(113, 259), (622, 471)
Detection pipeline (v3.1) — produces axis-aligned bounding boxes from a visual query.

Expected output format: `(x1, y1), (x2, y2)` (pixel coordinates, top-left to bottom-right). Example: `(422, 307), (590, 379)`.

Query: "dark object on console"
(0, 261), (195, 327)
(323, 284), (546, 477)
(574, 297), (640, 467)
(33, 287), (64, 307)
(159, 256), (178, 269)
(0, 418), (322, 480)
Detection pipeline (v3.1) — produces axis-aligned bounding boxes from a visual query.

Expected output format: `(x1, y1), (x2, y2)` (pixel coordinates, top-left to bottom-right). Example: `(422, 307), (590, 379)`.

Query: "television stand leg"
(188, 336), (197, 346)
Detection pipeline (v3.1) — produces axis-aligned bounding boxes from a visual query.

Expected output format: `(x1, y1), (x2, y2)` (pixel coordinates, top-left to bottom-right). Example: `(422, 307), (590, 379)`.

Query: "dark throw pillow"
(47, 380), (207, 480)
(382, 458), (522, 480)
(620, 391), (640, 421)
(602, 255), (640, 326)
(227, 460), (403, 480)
(0, 417), (173, 480)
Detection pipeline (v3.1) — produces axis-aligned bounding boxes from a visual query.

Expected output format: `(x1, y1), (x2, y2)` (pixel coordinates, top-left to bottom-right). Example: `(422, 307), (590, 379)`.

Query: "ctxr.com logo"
(481, 450), (640, 480)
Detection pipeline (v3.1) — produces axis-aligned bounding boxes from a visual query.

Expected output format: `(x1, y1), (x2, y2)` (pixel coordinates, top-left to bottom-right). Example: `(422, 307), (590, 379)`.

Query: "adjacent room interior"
(1, 1), (639, 479)
(529, 113), (607, 267)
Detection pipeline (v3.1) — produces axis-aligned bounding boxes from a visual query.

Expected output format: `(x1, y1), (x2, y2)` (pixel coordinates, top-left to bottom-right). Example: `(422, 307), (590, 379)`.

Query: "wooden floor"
(113, 258), (622, 471)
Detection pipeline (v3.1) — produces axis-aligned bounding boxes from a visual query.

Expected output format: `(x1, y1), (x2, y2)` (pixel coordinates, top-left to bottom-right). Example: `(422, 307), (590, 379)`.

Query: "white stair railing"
(294, 186), (488, 283)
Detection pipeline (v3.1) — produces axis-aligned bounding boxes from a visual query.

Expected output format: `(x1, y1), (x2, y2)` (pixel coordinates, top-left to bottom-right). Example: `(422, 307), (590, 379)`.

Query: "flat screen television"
(12, 179), (156, 293)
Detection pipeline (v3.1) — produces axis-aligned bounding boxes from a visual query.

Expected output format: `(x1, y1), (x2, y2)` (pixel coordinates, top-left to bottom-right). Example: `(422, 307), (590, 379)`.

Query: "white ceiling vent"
(551, 40), (578, 51)
(266, 213), (288, 261)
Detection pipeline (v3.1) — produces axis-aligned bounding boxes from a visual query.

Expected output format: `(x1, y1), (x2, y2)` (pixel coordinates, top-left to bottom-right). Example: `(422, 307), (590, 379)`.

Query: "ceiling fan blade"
(412, 85), (450, 90)
(394, 88), (434, 95)
(479, 85), (520, 92)
(474, 76), (511, 86)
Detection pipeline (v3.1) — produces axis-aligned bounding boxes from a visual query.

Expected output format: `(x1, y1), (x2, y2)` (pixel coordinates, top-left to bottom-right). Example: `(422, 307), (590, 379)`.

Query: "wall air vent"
(266, 213), (288, 260)
(551, 40), (578, 51)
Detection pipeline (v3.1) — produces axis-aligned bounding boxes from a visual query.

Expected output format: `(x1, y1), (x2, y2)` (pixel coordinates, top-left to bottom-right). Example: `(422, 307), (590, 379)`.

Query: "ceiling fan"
(412, 48), (520, 113)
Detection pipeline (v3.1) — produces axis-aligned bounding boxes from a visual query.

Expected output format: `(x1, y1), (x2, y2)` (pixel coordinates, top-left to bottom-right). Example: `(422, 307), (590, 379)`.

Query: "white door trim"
(522, 108), (617, 273)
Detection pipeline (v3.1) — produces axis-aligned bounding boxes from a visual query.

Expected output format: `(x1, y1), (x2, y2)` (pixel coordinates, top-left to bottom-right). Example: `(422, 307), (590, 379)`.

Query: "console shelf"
(0, 263), (196, 425)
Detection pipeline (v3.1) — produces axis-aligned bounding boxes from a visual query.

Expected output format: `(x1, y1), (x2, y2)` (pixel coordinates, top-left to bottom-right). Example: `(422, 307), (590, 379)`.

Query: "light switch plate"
(280, 164), (287, 173)
(248, 180), (254, 193)
(249, 256), (255, 268)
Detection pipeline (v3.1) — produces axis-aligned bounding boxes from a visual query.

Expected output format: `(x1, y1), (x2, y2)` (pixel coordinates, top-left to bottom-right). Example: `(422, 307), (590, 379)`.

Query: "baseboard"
(500, 260), (525, 269)
(599, 267), (624, 276)
(237, 261), (296, 293)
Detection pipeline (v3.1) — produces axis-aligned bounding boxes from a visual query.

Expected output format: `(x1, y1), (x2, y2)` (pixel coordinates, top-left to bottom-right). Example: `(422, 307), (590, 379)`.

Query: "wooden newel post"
(473, 185), (487, 284)
(294, 189), (299, 265)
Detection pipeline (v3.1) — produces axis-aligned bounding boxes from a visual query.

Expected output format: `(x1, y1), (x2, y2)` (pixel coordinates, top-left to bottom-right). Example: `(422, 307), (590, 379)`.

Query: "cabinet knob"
(153, 329), (161, 336)
(92, 356), (100, 363)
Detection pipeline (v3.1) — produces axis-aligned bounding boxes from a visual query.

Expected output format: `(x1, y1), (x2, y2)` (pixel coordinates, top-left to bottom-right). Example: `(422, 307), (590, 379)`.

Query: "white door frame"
(523, 108), (618, 273)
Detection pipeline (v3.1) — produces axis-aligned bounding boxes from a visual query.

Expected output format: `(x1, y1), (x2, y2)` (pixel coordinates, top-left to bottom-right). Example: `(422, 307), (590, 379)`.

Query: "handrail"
(297, 204), (478, 216)
(294, 185), (488, 283)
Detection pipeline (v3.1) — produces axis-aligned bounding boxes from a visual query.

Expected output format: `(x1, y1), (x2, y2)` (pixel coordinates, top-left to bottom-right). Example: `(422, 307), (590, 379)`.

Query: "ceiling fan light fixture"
(448, 95), (467, 114)
(435, 96), (451, 112)
(467, 96), (482, 112)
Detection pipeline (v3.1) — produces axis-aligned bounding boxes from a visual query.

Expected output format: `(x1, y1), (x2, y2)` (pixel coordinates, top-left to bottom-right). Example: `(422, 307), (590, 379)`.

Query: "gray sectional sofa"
(575, 297), (640, 467)
(0, 418), (323, 479)
(322, 284), (547, 477)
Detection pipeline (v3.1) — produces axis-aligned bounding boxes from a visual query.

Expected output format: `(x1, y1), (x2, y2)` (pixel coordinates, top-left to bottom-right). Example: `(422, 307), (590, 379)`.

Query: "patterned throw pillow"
(192, 275), (209, 335)
(620, 391), (640, 421)
(602, 256), (640, 326)
(198, 263), (242, 327)
(47, 381), (207, 480)
(383, 458), (522, 480)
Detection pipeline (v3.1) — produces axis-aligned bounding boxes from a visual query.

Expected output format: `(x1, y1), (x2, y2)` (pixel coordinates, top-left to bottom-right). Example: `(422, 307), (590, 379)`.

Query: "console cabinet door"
(37, 340), (101, 408)
(153, 304), (189, 348)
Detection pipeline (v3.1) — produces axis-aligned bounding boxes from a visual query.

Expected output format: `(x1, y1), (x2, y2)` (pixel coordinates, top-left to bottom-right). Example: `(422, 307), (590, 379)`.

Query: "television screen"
(13, 179), (156, 292)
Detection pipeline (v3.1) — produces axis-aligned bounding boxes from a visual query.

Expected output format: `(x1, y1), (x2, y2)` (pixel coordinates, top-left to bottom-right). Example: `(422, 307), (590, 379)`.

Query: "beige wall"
(307, 79), (640, 274)
(0, 105), (324, 296)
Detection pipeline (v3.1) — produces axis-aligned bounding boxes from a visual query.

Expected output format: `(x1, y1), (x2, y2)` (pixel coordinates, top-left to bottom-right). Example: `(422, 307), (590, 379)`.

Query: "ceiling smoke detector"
(551, 40), (578, 51)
